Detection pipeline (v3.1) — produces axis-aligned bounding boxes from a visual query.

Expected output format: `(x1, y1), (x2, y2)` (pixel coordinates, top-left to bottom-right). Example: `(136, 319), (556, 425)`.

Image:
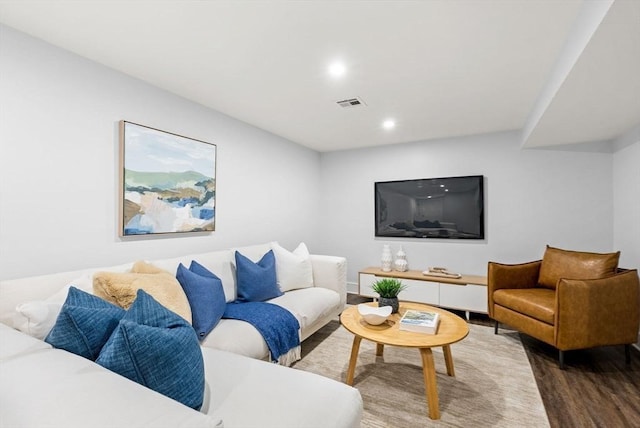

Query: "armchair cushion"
(538, 246), (619, 289)
(493, 288), (555, 325)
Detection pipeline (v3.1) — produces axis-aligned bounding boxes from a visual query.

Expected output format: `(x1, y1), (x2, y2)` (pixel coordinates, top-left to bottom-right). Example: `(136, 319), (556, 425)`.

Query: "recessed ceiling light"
(328, 62), (346, 77)
(382, 119), (396, 130)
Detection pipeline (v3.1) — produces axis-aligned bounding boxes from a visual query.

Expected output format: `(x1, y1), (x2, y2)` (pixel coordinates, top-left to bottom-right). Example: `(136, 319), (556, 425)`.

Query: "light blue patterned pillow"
(96, 289), (205, 410)
(176, 261), (226, 340)
(45, 286), (125, 360)
(235, 250), (282, 302)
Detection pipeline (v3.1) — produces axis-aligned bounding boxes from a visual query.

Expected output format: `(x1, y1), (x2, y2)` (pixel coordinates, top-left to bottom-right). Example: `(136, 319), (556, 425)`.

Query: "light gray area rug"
(293, 320), (550, 428)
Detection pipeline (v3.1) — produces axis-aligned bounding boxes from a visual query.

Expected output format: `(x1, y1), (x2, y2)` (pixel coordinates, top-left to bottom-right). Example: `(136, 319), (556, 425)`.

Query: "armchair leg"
(559, 350), (565, 370)
(494, 320), (499, 334)
(625, 344), (631, 365)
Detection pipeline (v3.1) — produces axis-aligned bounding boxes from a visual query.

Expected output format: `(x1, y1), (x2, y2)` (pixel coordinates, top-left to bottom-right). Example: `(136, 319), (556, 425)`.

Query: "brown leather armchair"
(488, 246), (640, 369)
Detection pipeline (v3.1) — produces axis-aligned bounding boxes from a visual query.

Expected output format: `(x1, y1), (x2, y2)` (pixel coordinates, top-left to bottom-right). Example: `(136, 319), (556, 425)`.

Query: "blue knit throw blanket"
(223, 302), (301, 366)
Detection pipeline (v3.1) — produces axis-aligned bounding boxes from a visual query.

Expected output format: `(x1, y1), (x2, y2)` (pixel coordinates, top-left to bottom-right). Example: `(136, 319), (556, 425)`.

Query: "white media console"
(358, 267), (488, 317)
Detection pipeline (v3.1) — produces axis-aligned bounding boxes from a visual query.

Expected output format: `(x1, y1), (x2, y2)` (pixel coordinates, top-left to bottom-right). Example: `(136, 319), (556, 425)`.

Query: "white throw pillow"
(14, 273), (94, 339)
(272, 242), (314, 292)
(14, 301), (62, 340)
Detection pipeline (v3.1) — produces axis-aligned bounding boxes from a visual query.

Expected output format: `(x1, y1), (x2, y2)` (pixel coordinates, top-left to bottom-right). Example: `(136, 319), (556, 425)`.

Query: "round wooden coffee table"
(340, 301), (469, 420)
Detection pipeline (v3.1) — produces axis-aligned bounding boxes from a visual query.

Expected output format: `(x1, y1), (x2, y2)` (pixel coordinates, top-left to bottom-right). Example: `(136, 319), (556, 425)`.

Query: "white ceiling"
(0, 0), (638, 152)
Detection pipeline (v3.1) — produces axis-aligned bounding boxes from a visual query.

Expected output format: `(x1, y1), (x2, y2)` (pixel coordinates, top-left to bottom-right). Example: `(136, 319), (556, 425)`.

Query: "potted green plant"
(371, 278), (407, 313)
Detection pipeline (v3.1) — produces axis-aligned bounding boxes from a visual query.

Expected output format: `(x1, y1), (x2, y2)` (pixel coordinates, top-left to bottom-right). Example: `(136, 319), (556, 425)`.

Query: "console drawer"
(358, 273), (378, 297)
(439, 283), (487, 313)
(398, 279), (439, 305)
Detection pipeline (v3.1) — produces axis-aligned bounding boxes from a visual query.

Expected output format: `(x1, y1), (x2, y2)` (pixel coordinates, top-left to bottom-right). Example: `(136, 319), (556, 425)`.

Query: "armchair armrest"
(555, 269), (640, 350)
(487, 260), (541, 318)
(488, 260), (542, 291)
(309, 255), (347, 310)
(487, 260), (542, 294)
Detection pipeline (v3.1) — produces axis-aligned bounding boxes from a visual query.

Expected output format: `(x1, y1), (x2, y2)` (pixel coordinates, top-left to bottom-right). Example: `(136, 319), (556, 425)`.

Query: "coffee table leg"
(376, 343), (384, 356)
(419, 348), (440, 420)
(346, 335), (362, 385)
(443, 345), (455, 377)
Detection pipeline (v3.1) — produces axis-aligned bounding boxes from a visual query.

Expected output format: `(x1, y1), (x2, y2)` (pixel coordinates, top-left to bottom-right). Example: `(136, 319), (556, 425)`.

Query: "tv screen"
(375, 175), (484, 239)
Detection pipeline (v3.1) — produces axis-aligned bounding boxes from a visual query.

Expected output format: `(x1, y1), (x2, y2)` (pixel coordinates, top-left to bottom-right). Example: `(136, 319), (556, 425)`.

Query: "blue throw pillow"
(235, 250), (282, 302)
(175, 261), (226, 340)
(45, 286), (125, 360)
(96, 289), (205, 410)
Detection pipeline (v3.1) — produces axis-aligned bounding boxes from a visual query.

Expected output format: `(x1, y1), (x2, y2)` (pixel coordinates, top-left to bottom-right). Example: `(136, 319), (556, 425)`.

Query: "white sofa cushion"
(46, 272), (95, 302)
(200, 318), (270, 360)
(0, 324), (221, 428)
(269, 287), (341, 330)
(0, 322), (52, 358)
(202, 347), (362, 428)
(272, 242), (314, 292)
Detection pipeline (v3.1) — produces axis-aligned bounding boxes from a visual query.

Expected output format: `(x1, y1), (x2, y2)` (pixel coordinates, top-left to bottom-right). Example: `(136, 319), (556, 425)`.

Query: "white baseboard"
(346, 281), (358, 294)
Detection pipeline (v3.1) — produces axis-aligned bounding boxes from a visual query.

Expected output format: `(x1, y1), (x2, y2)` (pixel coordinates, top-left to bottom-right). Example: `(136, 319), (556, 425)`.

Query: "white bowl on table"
(357, 304), (392, 325)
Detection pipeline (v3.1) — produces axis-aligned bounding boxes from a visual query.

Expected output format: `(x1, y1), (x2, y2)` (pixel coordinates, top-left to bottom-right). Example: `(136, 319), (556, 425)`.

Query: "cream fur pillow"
(93, 262), (192, 324)
(130, 260), (165, 274)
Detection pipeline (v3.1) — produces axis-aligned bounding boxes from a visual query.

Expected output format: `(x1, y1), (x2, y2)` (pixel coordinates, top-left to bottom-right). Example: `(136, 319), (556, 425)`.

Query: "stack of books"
(399, 309), (440, 334)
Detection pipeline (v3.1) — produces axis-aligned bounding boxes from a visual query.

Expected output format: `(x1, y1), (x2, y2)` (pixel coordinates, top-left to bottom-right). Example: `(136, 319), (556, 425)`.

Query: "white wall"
(0, 24), (630, 287)
(319, 131), (614, 283)
(613, 125), (640, 270)
(0, 25), (320, 280)
(612, 125), (640, 348)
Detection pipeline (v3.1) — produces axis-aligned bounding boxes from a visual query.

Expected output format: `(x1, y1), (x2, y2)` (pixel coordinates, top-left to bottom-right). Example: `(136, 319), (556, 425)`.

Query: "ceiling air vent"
(336, 97), (366, 108)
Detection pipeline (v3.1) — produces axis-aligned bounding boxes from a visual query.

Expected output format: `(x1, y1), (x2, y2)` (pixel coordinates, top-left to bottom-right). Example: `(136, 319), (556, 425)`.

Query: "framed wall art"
(119, 121), (216, 236)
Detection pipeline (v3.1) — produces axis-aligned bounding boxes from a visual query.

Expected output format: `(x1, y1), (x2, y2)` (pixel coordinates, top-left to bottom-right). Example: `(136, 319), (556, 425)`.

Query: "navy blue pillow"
(175, 261), (226, 340)
(96, 289), (205, 410)
(235, 250), (282, 302)
(45, 286), (125, 360)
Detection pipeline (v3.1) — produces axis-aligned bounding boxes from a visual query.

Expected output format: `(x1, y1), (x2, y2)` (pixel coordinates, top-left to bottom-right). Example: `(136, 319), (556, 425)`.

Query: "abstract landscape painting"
(119, 121), (216, 236)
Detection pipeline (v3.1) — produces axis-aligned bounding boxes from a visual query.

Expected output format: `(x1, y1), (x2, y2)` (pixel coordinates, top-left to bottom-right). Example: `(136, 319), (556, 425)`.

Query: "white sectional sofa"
(0, 242), (363, 428)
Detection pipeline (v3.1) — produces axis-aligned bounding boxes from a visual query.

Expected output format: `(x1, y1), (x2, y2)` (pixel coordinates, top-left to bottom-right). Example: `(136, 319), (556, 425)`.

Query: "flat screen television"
(375, 175), (484, 239)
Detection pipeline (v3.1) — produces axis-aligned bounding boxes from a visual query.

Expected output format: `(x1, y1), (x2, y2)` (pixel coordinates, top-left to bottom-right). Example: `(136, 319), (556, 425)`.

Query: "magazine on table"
(399, 309), (440, 334)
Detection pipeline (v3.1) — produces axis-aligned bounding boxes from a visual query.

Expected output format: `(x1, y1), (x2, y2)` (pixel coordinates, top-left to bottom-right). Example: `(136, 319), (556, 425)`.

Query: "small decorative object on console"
(394, 246), (408, 272)
(381, 245), (393, 272)
(422, 267), (462, 279)
(399, 309), (440, 334)
(357, 304), (392, 325)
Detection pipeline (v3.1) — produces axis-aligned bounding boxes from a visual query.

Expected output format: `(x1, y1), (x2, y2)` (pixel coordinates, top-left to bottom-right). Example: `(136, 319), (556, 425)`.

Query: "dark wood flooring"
(518, 333), (640, 428)
(346, 294), (640, 427)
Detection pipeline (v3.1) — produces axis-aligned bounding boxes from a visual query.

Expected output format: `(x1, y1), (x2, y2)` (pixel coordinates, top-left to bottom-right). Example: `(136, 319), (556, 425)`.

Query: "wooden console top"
(360, 267), (487, 286)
